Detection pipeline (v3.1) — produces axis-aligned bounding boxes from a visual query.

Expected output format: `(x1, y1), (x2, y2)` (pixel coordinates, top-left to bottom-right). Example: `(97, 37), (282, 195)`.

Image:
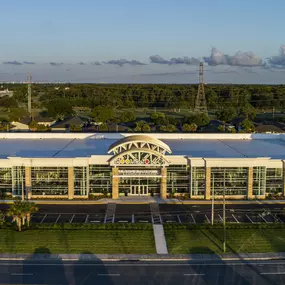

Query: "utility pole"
(211, 174), (214, 225)
(27, 73), (32, 119)
(223, 169), (226, 253)
(194, 62), (207, 113)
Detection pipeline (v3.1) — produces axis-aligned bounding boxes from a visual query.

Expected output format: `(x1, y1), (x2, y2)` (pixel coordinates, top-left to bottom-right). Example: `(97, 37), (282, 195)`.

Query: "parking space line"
(259, 214), (268, 223)
(218, 214), (223, 223)
(232, 214), (239, 223)
(131, 214), (134, 223)
(275, 215), (283, 223)
(40, 214), (47, 224)
(246, 214), (254, 223)
(85, 214), (89, 223)
(55, 214), (61, 224)
(177, 215), (181, 224)
(69, 214), (75, 224)
(205, 214), (210, 224)
(191, 214), (196, 224)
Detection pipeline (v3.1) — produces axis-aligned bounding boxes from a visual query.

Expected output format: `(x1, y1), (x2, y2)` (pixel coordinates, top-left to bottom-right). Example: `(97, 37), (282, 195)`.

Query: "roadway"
(1, 259), (285, 284)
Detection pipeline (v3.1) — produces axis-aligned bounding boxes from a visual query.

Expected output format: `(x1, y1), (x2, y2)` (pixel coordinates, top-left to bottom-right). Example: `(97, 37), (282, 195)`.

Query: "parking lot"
(2, 203), (285, 225)
(18, 210), (285, 225)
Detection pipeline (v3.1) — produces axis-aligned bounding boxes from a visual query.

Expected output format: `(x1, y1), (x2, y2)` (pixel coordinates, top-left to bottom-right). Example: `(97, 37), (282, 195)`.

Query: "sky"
(1, 0), (285, 83)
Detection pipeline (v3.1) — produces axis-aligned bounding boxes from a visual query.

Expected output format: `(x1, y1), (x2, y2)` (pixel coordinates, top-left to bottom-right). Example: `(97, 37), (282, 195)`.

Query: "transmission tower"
(27, 73), (32, 118)
(194, 62), (207, 113)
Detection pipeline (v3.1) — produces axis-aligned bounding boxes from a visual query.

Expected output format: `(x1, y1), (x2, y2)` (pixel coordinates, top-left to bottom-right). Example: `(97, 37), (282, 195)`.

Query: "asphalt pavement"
(2, 259), (285, 284)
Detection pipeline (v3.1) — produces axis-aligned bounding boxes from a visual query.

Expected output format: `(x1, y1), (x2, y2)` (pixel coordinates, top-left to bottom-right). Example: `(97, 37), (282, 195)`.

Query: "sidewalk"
(1, 252), (285, 261)
(1, 197), (285, 205)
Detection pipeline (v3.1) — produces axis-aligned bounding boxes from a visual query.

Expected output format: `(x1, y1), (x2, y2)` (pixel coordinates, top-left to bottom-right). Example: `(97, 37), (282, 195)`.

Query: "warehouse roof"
(0, 134), (285, 159)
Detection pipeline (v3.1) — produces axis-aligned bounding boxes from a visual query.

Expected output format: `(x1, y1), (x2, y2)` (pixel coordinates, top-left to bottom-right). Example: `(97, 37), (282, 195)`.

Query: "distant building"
(10, 116), (56, 131)
(51, 116), (89, 131)
(0, 89), (13, 98)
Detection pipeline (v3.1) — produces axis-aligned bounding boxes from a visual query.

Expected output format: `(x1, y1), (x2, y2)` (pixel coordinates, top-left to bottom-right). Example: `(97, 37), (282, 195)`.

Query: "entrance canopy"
(108, 135), (171, 166)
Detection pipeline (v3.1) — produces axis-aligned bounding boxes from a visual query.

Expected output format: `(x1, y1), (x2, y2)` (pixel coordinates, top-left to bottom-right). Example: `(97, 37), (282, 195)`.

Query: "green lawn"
(0, 229), (155, 254)
(165, 228), (285, 254)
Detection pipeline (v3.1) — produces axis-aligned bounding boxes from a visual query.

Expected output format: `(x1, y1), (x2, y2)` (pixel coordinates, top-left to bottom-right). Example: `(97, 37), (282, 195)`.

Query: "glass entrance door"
(130, 185), (148, 196)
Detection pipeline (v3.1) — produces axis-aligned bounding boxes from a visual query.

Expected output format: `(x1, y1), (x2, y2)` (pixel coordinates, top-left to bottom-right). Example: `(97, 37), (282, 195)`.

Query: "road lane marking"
(184, 273), (205, 276)
(10, 272), (33, 276)
(260, 272), (285, 275)
(97, 273), (120, 276)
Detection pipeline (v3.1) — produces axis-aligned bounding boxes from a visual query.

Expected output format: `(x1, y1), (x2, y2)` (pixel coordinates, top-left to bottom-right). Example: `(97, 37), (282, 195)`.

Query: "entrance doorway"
(130, 185), (149, 196)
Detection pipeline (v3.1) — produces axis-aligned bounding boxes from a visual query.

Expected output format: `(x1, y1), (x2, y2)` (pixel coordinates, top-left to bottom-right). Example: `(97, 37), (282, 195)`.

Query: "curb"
(1, 253), (285, 262)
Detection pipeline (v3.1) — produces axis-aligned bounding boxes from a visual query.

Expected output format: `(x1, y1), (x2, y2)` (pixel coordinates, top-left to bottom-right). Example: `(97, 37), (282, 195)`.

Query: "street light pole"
(223, 169), (226, 253)
(21, 171), (24, 201)
(211, 175), (214, 225)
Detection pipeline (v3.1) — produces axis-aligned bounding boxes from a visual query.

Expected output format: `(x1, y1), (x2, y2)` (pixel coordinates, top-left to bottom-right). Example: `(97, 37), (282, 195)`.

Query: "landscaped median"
(0, 224), (155, 254)
(164, 224), (285, 254)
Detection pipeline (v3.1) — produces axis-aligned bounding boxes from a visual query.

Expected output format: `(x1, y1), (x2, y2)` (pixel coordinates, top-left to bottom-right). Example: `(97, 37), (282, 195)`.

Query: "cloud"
(3, 60), (22, 65)
(149, 55), (200, 65)
(91, 61), (102, 66)
(49, 62), (63, 66)
(78, 62), (85, 65)
(104, 59), (146, 66)
(149, 55), (170, 64)
(204, 48), (263, 66)
(23, 61), (36, 65)
(268, 45), (285, 67)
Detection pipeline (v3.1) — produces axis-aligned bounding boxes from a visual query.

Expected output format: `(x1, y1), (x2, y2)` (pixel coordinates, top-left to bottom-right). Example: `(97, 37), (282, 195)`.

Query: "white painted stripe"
(260, 272), (285, 275)
(97, 273), (120, 276)
(191, 214), (196, 224)
(232, 214), (239, 223)
(11, 273), (34, 276)
(184, 273), (205, 276)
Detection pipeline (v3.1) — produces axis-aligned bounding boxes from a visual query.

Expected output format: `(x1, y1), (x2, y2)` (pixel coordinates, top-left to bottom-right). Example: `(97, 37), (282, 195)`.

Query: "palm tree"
(7, 200), (38, 231)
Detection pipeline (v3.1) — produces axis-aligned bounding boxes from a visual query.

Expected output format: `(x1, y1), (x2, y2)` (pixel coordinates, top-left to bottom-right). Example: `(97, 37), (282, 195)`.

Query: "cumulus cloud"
(268, 45), (285, 67)
(3, 60), (22, 65)
(149, 55), (200, 65)
(23, 61), (36, 65)
(204, 48), (263, 66)
(49, 62), (63, 66)
(104, 59), (146, 66)
(91, 61), (102, 66)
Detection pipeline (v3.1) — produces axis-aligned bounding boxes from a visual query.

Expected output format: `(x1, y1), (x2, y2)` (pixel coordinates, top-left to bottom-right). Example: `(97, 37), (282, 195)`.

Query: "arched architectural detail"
(109, 148), (169, 166)
(107, 135), (172, 156)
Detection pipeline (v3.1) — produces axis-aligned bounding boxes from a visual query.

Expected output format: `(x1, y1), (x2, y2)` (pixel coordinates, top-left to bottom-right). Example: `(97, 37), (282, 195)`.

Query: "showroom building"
(0, 133), (284, 200)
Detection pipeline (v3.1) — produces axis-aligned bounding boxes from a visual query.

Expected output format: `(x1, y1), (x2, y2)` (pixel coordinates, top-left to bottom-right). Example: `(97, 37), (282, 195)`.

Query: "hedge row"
(163, 223), (285, 230)
(29, 223), (153, 230)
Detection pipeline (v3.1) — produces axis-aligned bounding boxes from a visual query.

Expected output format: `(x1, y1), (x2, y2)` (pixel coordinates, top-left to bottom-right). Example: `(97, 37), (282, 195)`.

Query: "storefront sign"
(118, 169), (160, 177)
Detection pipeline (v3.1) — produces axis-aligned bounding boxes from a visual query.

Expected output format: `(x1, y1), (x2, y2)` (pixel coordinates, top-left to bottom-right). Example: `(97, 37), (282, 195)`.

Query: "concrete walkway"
(1, 198), (285, 205)
(153, 224), (168, 254)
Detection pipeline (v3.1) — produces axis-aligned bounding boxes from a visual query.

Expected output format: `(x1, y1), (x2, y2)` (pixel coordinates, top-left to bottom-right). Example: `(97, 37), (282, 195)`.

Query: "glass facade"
(119, 177), (160, 194)
(74, 167), (88, 196)
(31, 167), (68, 196)
(266, 168), (283, 194)
(0, 168), (12, 196)
(2, 163), (284, 199)
(211, 167), (248, 195)
(253, 167), (266, 195)
(191, 167), (205, 196)
(167, 165), (189, 194)
(89, 165), (112, 194)
(12, 166), (25, 196)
